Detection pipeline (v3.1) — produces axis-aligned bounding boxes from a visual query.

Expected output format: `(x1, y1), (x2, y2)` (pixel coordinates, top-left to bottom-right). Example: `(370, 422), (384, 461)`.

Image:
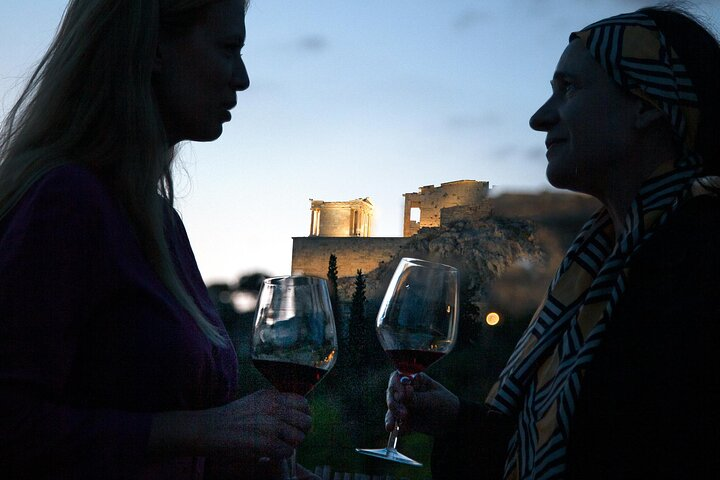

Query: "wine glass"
(251, 275), (338, 479)
(356, 257), (458, 467)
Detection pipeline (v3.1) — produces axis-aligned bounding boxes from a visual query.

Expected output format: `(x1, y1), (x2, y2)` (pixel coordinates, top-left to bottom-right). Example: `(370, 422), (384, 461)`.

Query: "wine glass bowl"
(251, 275), (338, 478)
(356, 258), (458, 466)
(377, 258), (458, 375)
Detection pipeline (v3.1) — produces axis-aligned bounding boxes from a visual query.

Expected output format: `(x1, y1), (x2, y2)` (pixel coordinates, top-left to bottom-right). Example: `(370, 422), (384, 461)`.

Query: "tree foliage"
(346, 269), (381, 371)
(206, 282), (240, 325)
(350, 269), (366, 324)
(236, 272), (269, 293)
(326, 254), (341, 325)
(458, 272), (482, 346)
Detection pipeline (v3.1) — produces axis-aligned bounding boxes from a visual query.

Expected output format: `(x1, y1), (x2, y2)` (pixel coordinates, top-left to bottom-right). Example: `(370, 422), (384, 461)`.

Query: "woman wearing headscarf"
(385, 6), (720, 479)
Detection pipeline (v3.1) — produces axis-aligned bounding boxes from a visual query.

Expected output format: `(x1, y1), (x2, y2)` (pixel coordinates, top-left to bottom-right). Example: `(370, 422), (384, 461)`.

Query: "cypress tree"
(348, 269), (370, 370)
(326, 254), (341, 323)
(350, 269), (366, 324)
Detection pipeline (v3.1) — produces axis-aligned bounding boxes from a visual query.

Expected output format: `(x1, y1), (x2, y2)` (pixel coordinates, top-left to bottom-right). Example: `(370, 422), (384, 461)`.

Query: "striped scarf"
(485, 12), (706, 479)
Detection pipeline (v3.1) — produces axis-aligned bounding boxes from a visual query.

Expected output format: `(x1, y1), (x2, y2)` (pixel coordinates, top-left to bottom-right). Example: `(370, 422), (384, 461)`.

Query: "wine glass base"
(355, 447), (423, 467)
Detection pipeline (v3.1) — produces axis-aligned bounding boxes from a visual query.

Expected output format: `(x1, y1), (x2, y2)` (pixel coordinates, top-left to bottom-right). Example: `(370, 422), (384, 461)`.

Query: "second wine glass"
(356, 257), (458, 466)
(251, 275), (338, 479)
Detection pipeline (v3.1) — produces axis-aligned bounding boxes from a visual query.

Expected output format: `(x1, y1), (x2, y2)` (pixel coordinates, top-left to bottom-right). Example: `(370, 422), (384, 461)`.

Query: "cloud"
(524, 146), (545, 160)
(493, 145), (519, 158)
(297, 34), (328, 52)
(490, 145), (545, 162)
(453, 9), (490, 30)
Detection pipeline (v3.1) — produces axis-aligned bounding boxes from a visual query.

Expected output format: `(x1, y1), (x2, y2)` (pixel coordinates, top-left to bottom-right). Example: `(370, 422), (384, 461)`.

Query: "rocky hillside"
(337, 191), (600, 325)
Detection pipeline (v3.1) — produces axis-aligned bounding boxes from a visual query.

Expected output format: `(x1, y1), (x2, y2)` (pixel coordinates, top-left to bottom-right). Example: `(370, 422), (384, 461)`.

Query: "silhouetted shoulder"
(24, 164), (114, 209)
(640, 194), (720, 266)
(0, 164), (123, 238)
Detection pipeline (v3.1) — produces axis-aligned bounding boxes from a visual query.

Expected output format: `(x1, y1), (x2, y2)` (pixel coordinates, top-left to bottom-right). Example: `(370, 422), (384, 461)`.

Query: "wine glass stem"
(386, 420), (401, 451)
(289, 448), (297, 479)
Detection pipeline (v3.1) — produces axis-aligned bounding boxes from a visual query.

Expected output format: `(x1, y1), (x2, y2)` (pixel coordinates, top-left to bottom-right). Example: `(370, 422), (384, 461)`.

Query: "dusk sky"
(2, 0), (719, 283)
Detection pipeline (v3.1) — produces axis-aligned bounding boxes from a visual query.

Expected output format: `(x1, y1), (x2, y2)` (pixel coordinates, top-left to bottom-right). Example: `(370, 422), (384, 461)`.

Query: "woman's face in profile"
(529, 40), (640, 198)
(154, 0), (249, 145)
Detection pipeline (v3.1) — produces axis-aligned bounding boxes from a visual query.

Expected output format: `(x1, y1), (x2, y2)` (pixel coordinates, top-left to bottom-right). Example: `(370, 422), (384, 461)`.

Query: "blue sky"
(2, 0), (719, 283)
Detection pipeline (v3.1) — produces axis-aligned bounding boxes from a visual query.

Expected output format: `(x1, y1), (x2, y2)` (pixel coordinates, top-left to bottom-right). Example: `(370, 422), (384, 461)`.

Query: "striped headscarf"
(485, 11), (708, 480)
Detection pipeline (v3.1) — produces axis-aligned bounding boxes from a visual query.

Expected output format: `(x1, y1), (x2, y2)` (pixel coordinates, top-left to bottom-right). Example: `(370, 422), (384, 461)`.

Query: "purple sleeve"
(0, 167), (153, 477)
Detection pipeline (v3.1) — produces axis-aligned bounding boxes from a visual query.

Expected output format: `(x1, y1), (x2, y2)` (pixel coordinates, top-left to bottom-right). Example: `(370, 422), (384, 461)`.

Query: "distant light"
(232, 291), (259, 313)
(486, 312), (500, 326)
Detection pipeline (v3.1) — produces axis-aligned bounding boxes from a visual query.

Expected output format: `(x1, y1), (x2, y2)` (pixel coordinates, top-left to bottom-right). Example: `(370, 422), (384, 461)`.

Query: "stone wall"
(403, 180), (490, 236)
(440, 202), (493, 226)
(291, 237), (411, 279)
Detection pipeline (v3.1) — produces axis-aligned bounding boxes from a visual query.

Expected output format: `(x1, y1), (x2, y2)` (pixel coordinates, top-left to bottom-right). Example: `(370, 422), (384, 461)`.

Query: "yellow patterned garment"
(485, 11), (706, 480)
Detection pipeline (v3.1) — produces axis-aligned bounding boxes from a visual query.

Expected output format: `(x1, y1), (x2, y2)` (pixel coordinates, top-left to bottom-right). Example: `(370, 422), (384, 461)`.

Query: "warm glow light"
(319, 350), (336, 366)
(486, 312), (500, 326)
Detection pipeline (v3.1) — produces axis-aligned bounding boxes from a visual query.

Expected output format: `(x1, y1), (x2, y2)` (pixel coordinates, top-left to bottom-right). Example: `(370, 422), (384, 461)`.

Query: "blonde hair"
(0, 0), (246, 346)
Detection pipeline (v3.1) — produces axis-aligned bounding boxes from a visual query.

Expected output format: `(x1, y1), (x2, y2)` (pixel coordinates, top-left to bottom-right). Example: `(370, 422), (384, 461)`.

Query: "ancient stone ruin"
(309, 197), (374, 238)
(292, 180), (495, 279)
(402, 179), (492, 236)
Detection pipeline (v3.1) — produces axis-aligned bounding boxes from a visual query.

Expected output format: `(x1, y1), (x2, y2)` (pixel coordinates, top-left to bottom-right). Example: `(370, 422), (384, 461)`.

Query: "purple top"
(0, 165), (238, 479)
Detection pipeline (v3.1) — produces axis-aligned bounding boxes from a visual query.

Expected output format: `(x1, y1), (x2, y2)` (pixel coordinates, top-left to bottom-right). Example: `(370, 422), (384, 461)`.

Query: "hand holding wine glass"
(356, 258), (458, 466)
(385, 371), (460, 437)
(251, 275), (338, 480)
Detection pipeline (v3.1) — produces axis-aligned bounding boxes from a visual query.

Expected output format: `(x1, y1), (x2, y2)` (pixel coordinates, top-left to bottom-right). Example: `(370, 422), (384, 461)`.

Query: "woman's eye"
(560, 78), (579, 96)
(551, 78), (577, 97)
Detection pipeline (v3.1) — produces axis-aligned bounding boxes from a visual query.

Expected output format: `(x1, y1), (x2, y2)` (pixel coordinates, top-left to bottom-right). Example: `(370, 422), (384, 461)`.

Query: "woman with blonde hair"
(386, 5), (720, 479)
(0, 0), (314, 478)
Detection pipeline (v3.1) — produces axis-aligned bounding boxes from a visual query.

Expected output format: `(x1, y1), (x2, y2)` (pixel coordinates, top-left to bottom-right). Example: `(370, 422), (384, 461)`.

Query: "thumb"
(409, 372), (434, 393)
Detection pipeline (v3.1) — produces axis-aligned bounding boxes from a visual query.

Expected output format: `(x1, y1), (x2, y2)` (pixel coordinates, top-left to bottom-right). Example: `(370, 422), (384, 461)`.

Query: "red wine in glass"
(251, 276), (338, 479)
(385, 349), (446, 376)
(252, 359), (330, 397)
(356, 258), (458, 467)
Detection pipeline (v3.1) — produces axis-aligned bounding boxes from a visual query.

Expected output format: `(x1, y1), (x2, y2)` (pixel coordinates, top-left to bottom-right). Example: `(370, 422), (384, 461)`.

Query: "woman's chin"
(188, 125), (224, 143)
(546, 165), (573, 191)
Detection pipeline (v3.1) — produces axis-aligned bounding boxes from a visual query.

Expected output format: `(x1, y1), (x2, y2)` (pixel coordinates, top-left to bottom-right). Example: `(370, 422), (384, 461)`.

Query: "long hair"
(0, 0), (245, 346)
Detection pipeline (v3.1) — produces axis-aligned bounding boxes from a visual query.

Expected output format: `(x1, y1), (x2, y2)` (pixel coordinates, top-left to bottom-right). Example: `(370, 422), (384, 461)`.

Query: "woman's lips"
(545, 138), (566, 149)
(545, 139), (566, 156)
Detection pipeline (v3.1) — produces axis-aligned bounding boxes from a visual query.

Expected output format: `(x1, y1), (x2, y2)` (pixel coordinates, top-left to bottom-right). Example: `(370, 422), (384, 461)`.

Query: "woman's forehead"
(554, 41), (598, 79)
(203, 0), (246, 36)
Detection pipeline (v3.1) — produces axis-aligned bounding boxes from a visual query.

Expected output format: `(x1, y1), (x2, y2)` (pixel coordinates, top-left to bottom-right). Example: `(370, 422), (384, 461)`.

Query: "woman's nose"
(529, 97), (557, 132)
(232, 57), (250, 92)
